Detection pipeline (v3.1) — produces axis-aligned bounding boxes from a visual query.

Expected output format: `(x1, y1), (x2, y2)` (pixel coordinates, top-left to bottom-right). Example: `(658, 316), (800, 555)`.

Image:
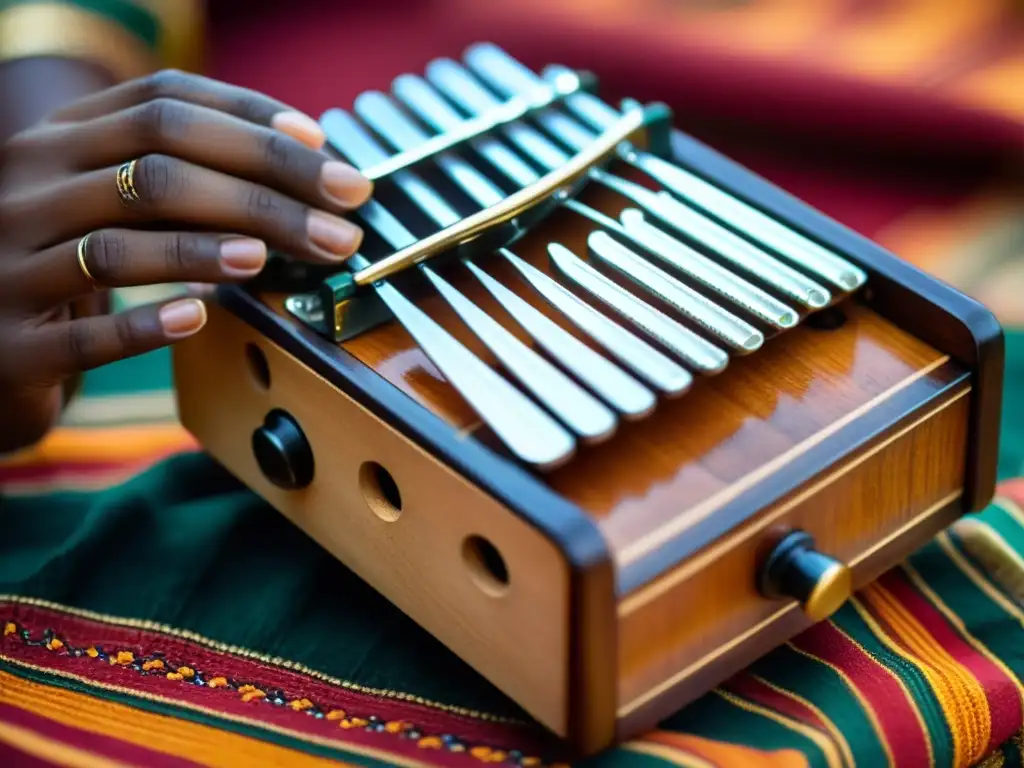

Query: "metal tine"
(587, 231), (763, 353)
(339, 100), (619, 443)
(390, 75), (694, 397)
(354, 91), (655, 421)
(426, 58), (832, 313)
(573, 202), (798, 332)
(549, 243), (729, 375)
(315, 113), (576, 469)
(500, 249), (693, 397)
(396, 72), (769, 354)
(463, 44), (867, 294)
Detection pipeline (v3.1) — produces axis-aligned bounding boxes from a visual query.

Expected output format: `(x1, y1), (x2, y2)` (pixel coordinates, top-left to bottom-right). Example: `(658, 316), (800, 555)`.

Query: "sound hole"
(245, 343), (271, 390)
(462, 535), (509, 597)
(359, 461), (402, 522)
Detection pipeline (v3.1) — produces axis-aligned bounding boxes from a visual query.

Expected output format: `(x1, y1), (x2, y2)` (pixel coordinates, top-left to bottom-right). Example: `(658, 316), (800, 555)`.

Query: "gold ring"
(77, 234), (97, 287)
(115, 159), (140, 205)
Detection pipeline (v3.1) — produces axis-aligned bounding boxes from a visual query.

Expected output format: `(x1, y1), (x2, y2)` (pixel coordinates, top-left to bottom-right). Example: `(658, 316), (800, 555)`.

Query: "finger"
(51, 99), (371, 211)
(49, 70), (326, 149)
(13, 155), (363, 262)
(26, 298), (207, 380)
(15, 230), (268, 308)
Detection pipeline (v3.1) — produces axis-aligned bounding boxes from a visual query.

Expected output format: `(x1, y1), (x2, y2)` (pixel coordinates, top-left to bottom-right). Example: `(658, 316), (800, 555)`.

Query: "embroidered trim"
(0, 595), (522, 725)
(2, 621), (563, 767)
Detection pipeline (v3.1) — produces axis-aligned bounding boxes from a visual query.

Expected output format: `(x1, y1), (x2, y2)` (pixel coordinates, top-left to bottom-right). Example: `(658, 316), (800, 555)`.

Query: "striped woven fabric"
(0, 299), (1023, 767)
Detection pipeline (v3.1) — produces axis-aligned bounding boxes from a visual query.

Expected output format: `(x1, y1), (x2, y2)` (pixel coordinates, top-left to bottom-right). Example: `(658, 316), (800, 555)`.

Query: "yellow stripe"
(826, 623), (935, 768)
(0, 719), (130, 768)
(867, 583), (988, 754)
(0, 661), (428, 768)
(994, 496), (1024, 528)
(910, 541), (1024, 701)
(714, 689), (843, 768)
(751, 672), (857, 768)
(849, 596), (968, 764)
(948, 50), (1024, 121)
(0, 594), (521, 725)
(0, 2), (157, 79)
(858, 586), (990, 764)
(780, 643), (892, 768)
(948, 519), (1024, 610)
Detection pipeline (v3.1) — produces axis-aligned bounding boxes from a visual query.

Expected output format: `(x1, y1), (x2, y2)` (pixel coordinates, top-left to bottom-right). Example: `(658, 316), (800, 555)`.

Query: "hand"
(0, 69), (373, 453)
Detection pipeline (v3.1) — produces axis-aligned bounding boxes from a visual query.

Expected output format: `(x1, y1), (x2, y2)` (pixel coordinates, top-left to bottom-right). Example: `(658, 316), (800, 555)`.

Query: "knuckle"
(63, 321), (95, 371)
(164, 232), (205, 274)
(245, 185), (285, 220)
(133, 154), (185, 206)
(141, 68), (190, 100)
(86, 230), (129, 283)
(262, 131), (295, 174)
(134, 97), (191, 142)
(112, 312), (149, 356)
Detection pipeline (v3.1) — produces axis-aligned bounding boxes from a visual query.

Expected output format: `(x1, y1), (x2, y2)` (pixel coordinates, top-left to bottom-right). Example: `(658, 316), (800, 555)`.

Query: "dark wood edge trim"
(666, 130), (1004, 515)
(616, 492), (965, 739)
(618, 363), (971, 594)
(214, 285), (618, 743)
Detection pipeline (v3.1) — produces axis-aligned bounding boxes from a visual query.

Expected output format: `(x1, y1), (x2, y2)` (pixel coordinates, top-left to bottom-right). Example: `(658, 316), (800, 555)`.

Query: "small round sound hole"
(359, 462), (402, 522)
(245, 343), (271, 390)
(462, 535), (509, 597)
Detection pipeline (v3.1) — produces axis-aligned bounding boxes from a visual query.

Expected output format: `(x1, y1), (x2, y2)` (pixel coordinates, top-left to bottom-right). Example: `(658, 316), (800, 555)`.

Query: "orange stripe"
(0, 668), (367, 768)
(948, 49), (1024, 120)
(858, 584), (992, 764)
(712, 690), (842, 768)
(0, 719), (129, 768)
(640, 730), (811, 768)
(827, 0), (1006, 80)
(0, 425), (197, 467)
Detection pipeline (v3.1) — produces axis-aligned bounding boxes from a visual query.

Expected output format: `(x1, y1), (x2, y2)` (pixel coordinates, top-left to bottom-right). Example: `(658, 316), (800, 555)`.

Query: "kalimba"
(172, 43), (1004, 755)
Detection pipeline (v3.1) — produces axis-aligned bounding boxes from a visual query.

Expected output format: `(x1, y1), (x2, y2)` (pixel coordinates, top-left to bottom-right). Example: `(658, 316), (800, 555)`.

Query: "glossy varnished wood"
(260, 167), (961, 567)
(616, 378), (969, 729)
(172, 305), (574, 736)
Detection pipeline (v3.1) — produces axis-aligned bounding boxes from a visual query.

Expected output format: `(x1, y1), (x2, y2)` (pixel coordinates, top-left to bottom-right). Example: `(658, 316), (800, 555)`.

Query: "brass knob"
(758, 531), (851, 623)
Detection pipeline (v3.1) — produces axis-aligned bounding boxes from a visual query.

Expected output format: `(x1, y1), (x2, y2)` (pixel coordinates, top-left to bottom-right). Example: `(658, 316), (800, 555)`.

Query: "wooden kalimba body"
(172, 44), (1004, 756)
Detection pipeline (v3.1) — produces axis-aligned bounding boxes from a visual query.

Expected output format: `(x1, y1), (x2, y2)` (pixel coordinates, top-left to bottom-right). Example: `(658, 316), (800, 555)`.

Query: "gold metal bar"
(352, 107), (648, 286)
(358, 72), (580, 182)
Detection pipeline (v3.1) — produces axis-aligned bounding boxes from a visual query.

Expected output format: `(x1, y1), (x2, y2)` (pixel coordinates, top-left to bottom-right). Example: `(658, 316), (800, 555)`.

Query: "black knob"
(758, 530), (851, 623)
(251, 409), (314, 490)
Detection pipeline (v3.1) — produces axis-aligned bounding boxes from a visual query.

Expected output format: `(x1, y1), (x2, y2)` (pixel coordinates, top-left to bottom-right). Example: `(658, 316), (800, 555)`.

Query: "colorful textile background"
(1, 0), (1023, 766)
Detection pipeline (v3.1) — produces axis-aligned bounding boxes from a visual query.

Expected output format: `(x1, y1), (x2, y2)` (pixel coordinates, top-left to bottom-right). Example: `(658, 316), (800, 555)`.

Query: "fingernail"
(307, 210), (362, 257)
(271, 111), (325, 149)
(321, 161), (373, 206)
(220, 238), (267, 276)
(160, 299), (207, 338)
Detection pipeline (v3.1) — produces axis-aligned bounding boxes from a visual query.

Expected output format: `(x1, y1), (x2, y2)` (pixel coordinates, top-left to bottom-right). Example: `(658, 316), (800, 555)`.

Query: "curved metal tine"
(347, 96), (620, 442)
(490, 49), (867, 293)
(392, 76), (687, 403)
(422, 266), (618, 444)
(466, 259), (656, 419)
(548, 243), (729, 375)
(424, 58), (569, 172)
(319, 113), (577, 468)
(501, 249), (692, 397)
(430, 55), (830, 314)
(590, 169), (832, 310)
(357, 89), (645, 426)
(374, 279), (577, 469)
(391, 74), (541, 189)
(617, 208), (800, 331)
(354, 90), (506, 208)
(587, 231), (763, 354)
